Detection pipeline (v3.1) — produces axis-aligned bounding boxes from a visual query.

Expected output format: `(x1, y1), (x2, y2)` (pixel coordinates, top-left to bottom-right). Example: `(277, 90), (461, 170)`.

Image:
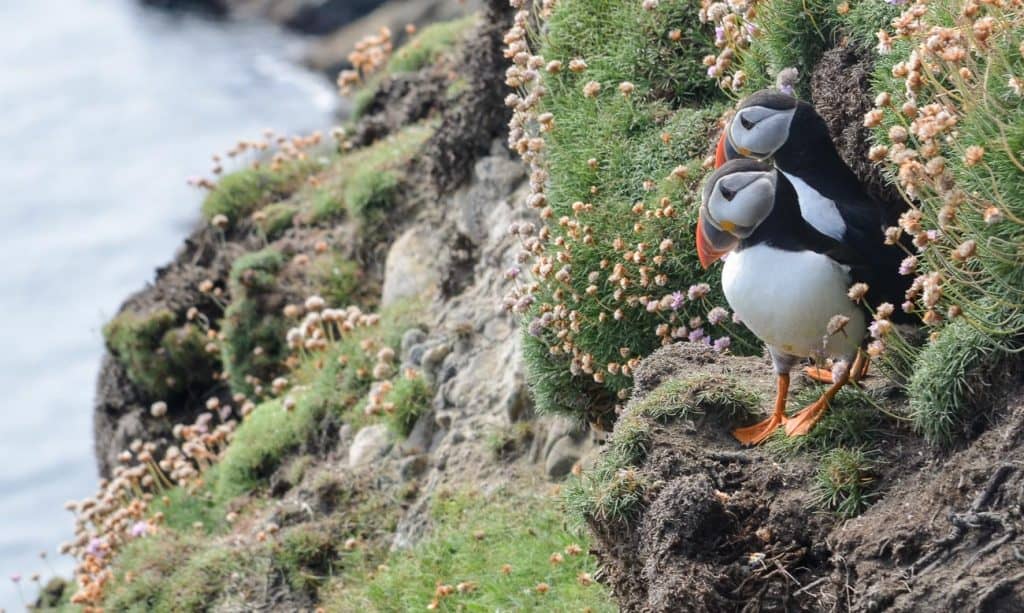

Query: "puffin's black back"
(737, 92), (914, 321)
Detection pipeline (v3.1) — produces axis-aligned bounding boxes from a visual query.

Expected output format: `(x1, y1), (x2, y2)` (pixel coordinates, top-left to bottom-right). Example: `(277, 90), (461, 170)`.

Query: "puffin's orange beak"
(714, 129), (728, 168)
(696, 210), (735, 269)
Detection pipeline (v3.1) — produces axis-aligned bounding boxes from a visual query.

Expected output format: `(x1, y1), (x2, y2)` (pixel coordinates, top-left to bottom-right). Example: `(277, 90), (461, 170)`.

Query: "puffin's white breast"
(722, 244), (865, 360)
(781, 171), (846, 241)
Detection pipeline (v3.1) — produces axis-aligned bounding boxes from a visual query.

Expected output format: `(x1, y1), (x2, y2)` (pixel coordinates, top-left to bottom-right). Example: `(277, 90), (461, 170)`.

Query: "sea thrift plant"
(502, 0), (754, 423)
(65, 408), (239, 608)
(868, 0), (1024, 348)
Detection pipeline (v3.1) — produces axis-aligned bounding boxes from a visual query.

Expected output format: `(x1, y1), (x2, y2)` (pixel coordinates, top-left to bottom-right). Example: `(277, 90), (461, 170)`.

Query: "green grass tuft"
(908, 318), (1011, 445)
(812, 447), (880, 519)
(325, 487), (614, 612)
(103, 531), (256, 613)
(214, 397), (324, 501)
(485, 422), (536, 460)
(382, 373), (432, 436)
(305, 123), (433, 225)
(387, 16), (477, 74)
(201, 161), (316, 223)
(343, 168), (399, 223)
(311, 254), (373, 309)
(253, 201), (299, 238)
(151, 481), (227, 535)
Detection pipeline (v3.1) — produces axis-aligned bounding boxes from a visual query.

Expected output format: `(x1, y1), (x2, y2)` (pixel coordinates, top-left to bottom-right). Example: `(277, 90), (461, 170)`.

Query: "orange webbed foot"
(783, 398), (828, 437)
(733, 413), (785, 446)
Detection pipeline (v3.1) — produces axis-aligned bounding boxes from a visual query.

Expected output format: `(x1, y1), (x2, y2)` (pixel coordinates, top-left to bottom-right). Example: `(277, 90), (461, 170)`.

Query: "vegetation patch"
(201, 160), (317, 224)
(380, 371), (432, 436)
(325, 487), (614, 612)
(221, 248), (288, 395)
(812, 447), (880, 519)
(907, 318), (1013, 445)
(103, 309), (219, 399)
(214, 396), (323, 501)
(305, 123), (434, 226)
(566, 374), (757, 526)
(504, 0), (762, 425)
(387, 16), (478, 75)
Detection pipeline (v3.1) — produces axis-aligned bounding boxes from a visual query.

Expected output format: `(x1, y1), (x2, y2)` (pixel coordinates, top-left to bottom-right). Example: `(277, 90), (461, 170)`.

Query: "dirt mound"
(588, 344), (1024, 612)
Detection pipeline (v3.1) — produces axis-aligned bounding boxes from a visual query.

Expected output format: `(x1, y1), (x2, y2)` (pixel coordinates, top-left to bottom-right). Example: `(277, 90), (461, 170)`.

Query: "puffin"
(697, 159), (868, 444)
(714, 89), (913, 381)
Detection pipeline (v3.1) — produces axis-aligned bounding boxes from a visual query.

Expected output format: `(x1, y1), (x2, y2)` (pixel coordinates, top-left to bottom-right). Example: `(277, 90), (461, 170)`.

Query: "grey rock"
(452, 155), (527, 245)
(434, 410), (455, 430)
(545, 436), (582, 479)
(401, 328), (428, 357)
(543, 418), (579, 459)
(420, 342), (451, 384)
(348, 425), (394, 467)
(406, 343), (427, 367)
(398, 455), (428, 480)
(381, 226), (442, 307)
(401, 412), (436, 455)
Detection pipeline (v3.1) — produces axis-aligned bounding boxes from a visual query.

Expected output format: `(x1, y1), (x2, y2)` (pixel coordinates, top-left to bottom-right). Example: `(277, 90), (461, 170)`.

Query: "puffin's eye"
(719, 184), (737, 201)
(739, 114), (756, 130)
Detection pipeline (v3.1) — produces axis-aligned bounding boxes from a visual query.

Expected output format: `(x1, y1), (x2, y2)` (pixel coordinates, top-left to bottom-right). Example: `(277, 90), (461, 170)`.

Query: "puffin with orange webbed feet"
(697, 159), (869, 444)
(714, 89), (913, 383)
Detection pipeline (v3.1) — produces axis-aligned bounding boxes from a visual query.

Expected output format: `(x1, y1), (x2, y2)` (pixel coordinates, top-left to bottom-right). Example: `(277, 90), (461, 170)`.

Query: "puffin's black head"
(726, 89), (800, 159)
(697, 159), (777, 268)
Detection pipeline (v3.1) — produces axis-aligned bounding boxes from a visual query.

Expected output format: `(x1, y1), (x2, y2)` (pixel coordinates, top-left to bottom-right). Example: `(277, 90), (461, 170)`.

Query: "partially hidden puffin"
(697, 159), (868, 444)
(715, 89), (913, 381)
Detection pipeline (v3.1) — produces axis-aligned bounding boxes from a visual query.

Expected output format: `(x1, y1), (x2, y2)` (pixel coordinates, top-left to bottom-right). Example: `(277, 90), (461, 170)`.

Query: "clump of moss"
(305, 123), (433, 226)
(253, 201), (299, 239)
(812, 447), (880, 519)
(201, 160), (316, 224)
(103, 309), (219, 399)
(907, 319), (1012, 446)
(325, 487), (614, 611)
(274, 523), (341, 595)
(214, 397), (323, 501)
(485, 422), (535, 461)
(221, 248), (287, 395)
(382, 372), (432, 436)
(388, 15), (477, 74)
(631, 373), (761, 423)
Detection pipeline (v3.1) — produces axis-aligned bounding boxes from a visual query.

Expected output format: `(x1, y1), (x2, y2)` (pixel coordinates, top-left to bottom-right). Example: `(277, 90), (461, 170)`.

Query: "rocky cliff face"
(89, 6), (599, 609)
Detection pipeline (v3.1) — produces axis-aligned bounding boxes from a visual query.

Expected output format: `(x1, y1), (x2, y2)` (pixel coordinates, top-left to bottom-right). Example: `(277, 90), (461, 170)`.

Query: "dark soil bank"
(589, 344), (1024, 612)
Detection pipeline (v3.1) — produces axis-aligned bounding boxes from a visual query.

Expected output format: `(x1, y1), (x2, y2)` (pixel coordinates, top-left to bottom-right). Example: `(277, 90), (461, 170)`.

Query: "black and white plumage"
(697, 159), (868, 443)
(719, 90), (912, 322)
